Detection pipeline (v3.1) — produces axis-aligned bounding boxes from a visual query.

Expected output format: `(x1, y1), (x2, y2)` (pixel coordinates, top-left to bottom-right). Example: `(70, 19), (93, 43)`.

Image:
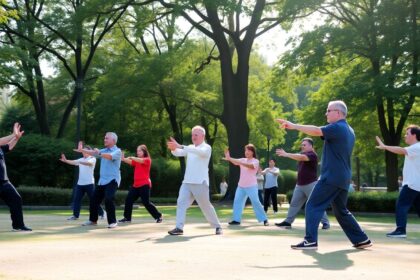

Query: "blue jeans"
(73, 184), (104, 218)
(304, 180), (368, 244)
(0, 181), (25, 229)
(395, 185), (420, 233)
(232, 185), (267, 222)
(89, 180), (118, 224)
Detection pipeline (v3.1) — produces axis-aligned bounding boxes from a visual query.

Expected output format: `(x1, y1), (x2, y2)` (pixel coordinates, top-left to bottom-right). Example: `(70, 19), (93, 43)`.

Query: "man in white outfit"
(167, 126), (222, 235)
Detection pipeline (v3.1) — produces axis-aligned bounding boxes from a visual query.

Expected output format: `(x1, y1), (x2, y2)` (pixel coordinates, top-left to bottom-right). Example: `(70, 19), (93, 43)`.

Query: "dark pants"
(89, 180), (118, 224)
(395, 185), (420, 233)
(73, 184), (104, 218)
(264, 187), (278, 212)
(0, 181), (25, 229)
(123, 186), (162, 220)
(258, 189), (264, 205)
(304, 180), (368, 244)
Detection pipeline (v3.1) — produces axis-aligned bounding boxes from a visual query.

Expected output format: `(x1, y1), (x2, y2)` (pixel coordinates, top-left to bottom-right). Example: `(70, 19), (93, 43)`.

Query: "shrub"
(278, 169), (297, 194)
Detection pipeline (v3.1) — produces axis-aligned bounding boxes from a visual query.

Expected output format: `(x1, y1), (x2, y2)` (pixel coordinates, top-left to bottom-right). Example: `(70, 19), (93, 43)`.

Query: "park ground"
(1, 205), (420, 280)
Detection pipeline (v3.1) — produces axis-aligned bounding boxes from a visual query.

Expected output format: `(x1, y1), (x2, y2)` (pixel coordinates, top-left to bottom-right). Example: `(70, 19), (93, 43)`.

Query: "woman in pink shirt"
(223, 144), (268, 226)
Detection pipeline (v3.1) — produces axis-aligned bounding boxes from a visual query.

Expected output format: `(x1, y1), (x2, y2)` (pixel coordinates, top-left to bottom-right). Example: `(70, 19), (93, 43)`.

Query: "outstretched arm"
(375, 136), (407, 155)
(222, 150), (256, 169)
(276, 119), (323, 137)
(6, 123), (24, 151)
(276, 148), (309, 162)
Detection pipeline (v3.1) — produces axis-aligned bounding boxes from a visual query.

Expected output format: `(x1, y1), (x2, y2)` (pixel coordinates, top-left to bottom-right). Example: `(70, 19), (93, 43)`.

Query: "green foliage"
(278, 169), (297, 194)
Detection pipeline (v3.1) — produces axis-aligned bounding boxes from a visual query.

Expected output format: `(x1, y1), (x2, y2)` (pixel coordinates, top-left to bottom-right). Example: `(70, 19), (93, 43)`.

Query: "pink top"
(237, 158), (259, 188)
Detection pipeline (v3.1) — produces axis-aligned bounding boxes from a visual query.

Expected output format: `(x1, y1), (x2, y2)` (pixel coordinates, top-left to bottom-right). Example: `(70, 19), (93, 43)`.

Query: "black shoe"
(263, 220), (269, 226)
(215, 227), (223, 235)
(353, 239), (372, 249)
(118, 218), (131, 223)
(12, 226), (32, 232)
(156, 215), (163, 223)
(228, 220), (241, 225)
(321, 223), (330, 230)
(275, 221), (292, 229)
(291, 240), (318, 250)
(168, 228), (184, 235)
(386, 229), (406, 238)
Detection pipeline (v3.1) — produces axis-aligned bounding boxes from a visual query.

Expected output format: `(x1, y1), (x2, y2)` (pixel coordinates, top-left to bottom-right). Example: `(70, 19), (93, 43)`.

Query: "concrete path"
(1, 213), (419, 280)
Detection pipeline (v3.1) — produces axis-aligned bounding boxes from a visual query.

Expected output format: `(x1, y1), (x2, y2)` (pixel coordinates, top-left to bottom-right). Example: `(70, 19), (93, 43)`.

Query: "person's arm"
(276, 119), (323, 136)
(78, 157), (95, 167)
(222, 150), (256, 169)
(276, 148), (310, 161)
(167, 137), (188, 157)
(375, 136), (407, 155)
(59, 154), (78, 166)
(5, 123), (24, 151)
(0, 123), (21, 146)
(121, 152), (133, 165)
(268, 167), (280, 176)
(129, 157), (146, 164)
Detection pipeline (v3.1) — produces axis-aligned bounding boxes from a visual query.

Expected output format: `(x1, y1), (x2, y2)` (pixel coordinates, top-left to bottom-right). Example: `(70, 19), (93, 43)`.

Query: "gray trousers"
(176, 183), (221, 230)
(285, 181), (330, 225)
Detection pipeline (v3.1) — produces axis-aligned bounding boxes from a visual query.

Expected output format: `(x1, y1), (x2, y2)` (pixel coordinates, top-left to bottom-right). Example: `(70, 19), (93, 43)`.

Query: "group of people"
(1, 99), (419, 251)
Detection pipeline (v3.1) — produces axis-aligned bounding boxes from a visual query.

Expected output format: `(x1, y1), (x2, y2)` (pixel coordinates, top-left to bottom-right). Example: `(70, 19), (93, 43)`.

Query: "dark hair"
(406, 124), (420, 141)
(245, 144), (257, 158)
(138, 144), (150, 158)
(84, 145), (92, 150)
(302, 138), (314, 146)
(269, 158), (276, 163)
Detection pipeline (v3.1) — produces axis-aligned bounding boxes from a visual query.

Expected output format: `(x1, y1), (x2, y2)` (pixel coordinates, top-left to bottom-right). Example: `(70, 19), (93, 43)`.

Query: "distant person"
(376, 125), (420, 238)
(0, 123), (31, 231)
(75, 132), (122, 229)
(277, 100), (371, 250)
(118, 145), (162, 224)
(348, 180), (355, 193)
(167, 126), (222, 235)
(219, 177), (228, 196)
(398, 176), (403, 192)
(261, 159), (279, 214)
(223, 144), (268, 226)
(59, 142), (104, 220)
(256, 167), (264, 205)
(274, 138), (330, 230)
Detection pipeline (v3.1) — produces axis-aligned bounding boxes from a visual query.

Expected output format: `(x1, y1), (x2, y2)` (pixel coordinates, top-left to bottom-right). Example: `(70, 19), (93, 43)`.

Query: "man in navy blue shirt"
(277, 101), (371, 250)
(0, 123), (31, 231)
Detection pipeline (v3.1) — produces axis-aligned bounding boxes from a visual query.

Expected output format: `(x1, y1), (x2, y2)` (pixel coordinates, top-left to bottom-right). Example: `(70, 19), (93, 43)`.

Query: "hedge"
(286, 190), (400, 213)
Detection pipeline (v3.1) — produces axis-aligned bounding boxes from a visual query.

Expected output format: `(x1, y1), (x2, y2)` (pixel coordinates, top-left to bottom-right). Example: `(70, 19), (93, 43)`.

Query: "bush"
(286, 190), (399, 213)
(278, 169), (297, 194)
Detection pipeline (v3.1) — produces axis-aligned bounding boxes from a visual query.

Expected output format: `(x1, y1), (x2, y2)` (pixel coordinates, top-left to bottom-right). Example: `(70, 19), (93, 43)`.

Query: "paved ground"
(1, 212), (420, 280)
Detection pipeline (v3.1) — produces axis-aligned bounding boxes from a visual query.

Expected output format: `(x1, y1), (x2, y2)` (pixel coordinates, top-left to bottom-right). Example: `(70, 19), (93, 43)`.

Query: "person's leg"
(395, 185), (418, 233)
(104, 181), (118, 224)
(231, 186), (248, 222)
(258, 189), (264, 205)
(123, 187), (140, 221)
(331, 188), (369, 244)
(191, 183), (221, 228)
(175, 184), (194, 230)
(89, 186), (105, 223)
(284, 186), (308, 224)
(246, 187), (268, 222)
(1, 182), (25, 229)
(72, 185), (84, 218)
(270, 187), (278, 212)
(138, 186), (162, 220)
(412, 190), (420, 218)
(263, 189), (270, 212)
(304, 181), (338, 243)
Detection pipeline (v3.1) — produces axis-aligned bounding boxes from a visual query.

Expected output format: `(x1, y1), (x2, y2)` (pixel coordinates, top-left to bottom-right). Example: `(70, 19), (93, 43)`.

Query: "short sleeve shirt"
(131, 157), (152, 188)
(98, 146), (122, 186)
(238, 158), (259, 188)
(75, 157), (96, 185)
(403, 142), (420, 191)
(320, 119), (355, 189)
(297, 151), (318, 185)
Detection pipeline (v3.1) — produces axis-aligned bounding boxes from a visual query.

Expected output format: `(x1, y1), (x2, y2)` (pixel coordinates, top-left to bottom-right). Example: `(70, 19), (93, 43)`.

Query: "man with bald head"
(167, 126), (222, 235)
(75, 132), (121, 229)
(277, 100), (371, 250)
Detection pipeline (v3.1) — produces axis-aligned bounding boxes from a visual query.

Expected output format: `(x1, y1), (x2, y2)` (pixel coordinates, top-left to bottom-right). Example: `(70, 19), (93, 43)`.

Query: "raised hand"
(167, 137), (180, 151)
(375, 136), (386, 150)
(222, 149), (231, 161)
(275, 119), (295, 130)
(276, 148), (287, 157)
(13, 122), (24, 139)
(59, 154), (67, 162)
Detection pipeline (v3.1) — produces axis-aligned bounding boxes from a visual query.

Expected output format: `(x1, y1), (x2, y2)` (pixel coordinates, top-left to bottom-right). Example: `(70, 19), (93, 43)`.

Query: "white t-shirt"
(403, 142), (420, 192)
(75, 156), (96, 185)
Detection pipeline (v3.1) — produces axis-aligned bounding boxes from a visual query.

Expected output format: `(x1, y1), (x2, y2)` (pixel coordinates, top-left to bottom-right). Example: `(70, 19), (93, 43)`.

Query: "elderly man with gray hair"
(277, 100), (371, 250)
(167, 126), (222, 235)
(75, 132), (122, 229)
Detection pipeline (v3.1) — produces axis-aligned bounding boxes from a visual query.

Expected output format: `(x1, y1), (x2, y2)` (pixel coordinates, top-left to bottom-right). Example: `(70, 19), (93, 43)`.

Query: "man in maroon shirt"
(274, 138), (330, 229)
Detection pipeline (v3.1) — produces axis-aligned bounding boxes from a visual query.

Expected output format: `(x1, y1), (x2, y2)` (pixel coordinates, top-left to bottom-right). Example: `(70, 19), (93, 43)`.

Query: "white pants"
(175, 183), (221, 230)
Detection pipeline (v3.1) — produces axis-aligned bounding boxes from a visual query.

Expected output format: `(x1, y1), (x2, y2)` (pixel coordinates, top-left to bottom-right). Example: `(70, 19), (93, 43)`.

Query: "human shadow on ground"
(251, 249), (365, 271)
(138, 234), (214, 244)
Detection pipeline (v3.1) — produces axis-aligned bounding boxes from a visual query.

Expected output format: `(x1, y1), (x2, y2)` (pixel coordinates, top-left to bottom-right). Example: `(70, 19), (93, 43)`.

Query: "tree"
(157, 0), (317, 195)
(280, 0), (420, 191)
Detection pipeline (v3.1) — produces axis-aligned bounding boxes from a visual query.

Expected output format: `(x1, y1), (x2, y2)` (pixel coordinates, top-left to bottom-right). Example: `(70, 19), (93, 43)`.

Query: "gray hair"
(329, 100), (348, 117)
(106, 132), (118, 144)
(192, 125), (206, 136)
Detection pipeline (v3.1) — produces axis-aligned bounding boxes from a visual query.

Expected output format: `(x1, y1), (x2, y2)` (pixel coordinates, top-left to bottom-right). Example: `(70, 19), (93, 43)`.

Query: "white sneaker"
(82, 221), (97, 226)
(67, 216), (78, 221)
(108, 223), (118, 229)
